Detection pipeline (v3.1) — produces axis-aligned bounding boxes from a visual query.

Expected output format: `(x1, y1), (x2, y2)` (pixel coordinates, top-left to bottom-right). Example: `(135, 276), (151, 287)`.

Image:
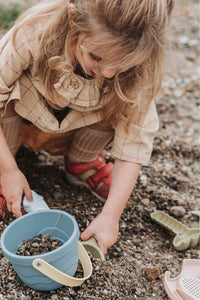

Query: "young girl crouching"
(0, 0), (174, 254)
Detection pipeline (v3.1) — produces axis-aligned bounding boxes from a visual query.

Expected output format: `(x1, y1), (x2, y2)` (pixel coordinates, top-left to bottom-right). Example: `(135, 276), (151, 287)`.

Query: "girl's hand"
(1, 168), (33, 218)
(81, 213), (119, 255)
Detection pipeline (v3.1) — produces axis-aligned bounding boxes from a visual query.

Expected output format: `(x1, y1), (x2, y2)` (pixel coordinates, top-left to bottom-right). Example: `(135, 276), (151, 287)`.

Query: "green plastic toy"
(150, 210), (200, 251)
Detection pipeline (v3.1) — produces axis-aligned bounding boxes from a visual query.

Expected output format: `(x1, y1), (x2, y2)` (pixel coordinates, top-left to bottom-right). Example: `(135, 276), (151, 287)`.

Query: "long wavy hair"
(13, 0), (174, 129)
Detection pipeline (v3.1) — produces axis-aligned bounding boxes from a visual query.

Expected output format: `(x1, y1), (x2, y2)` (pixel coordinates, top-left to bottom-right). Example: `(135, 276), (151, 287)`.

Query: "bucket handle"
(32, 241), (93, 287)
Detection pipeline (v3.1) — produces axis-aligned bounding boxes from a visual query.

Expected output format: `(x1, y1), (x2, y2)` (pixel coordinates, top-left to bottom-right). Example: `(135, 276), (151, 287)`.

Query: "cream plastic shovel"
(150, 211), (200, 251)
(82, 237), (105, 260)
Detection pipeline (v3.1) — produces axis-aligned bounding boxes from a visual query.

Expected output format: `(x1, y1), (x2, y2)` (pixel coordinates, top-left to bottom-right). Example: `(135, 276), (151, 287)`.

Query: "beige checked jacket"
(0, 24), (159, 165)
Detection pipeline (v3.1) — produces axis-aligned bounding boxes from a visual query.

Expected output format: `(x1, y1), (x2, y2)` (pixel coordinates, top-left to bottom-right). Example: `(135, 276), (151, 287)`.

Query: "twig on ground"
(102, 273), (117, 293)
(51, 201), (88, 209)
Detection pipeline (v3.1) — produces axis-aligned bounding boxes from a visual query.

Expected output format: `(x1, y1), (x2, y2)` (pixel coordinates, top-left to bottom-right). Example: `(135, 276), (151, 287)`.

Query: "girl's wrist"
(101, 196), (126, 222)
(0, 127), (18, 173)
(100, 207), (121, 223)
(0, 160), (18, 174)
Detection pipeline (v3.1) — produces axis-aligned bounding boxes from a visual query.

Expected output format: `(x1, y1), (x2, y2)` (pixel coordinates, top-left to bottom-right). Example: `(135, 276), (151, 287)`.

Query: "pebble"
(141, 198), (150, 206)
(176, 199), (185, 206)
(144, 266), (163, 280)
(189, 39), (199, 47)
(174, 88), (184, 98)
(181, 165), (188, 173)
(186, 53), (196, 61)
(169, 206), (186, 217)
(77, 194), (83, 201)
(140, 175), (148, 185)
(178, 35), (189, 44)
(32, 243), (40, 248)
(51, 295), (58, 300)
(8, 276), (15, 281)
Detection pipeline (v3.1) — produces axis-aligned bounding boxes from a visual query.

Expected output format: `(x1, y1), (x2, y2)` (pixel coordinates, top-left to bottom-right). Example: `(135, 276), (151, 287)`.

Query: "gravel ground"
(0, 0), (199, 299)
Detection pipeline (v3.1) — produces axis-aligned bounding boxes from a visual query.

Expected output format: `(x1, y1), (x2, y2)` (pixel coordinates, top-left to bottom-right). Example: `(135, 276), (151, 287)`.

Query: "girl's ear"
(67, 3), (76, 25)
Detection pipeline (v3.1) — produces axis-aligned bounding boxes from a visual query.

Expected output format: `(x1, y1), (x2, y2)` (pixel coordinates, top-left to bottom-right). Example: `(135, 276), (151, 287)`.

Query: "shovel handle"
(150, 211), (187, 234)
(82, 237), (105, 261)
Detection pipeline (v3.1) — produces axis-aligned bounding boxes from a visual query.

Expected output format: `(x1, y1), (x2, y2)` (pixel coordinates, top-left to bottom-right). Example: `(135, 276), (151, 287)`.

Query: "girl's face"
(75, 34), (129, 79)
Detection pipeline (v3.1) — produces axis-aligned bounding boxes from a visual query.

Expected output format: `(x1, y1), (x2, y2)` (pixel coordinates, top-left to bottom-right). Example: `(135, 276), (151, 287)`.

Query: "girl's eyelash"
(89, 52), (102, 62)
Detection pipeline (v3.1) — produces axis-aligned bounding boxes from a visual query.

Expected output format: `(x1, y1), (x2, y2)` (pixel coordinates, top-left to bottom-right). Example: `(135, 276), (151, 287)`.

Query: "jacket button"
(71, 81), (79, 89)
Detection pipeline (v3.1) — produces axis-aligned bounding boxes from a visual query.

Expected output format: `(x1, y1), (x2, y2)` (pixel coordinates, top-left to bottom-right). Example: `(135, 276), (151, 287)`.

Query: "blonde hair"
(13, 0), (174, 129)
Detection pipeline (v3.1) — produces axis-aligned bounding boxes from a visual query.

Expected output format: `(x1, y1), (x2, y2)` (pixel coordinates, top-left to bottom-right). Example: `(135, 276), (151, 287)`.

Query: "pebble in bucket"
(1, 191), (104, 291)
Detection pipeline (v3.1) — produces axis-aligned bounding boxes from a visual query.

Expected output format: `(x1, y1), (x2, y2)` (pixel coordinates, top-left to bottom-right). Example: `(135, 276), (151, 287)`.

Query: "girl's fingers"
(81, 227), (92, 241)
(81, 230), (107, 254)
(6, 201), (12, 212)
(24, 183), (33, 202)
(11, 200), (22, 218)
(97, 242), (107, 255)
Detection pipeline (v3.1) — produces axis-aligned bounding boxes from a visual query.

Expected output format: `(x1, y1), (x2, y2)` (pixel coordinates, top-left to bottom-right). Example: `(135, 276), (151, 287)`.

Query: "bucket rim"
(0, 209), (79, 260)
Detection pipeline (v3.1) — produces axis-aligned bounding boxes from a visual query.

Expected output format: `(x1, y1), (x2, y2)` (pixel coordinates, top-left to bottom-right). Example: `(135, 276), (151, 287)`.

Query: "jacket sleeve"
(111, 101), (159, 165)
(0, 25), (34, 113)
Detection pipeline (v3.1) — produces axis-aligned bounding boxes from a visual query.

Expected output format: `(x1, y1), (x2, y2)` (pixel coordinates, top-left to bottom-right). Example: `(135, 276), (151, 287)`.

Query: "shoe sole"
(65, 172), (105, 203)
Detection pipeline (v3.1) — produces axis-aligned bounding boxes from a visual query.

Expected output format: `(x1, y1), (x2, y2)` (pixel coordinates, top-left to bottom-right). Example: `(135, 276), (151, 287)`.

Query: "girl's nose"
(101, 67), (116, 79)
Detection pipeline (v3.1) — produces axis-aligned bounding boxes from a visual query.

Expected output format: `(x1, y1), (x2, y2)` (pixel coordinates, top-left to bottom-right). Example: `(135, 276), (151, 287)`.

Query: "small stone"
(186, 53), (196, 61)
(141, 198), (150, 206)
(32, 237), (41, 243)
(176, 199), (185, 206)
(174, 88), (184, 98)
(42, 234), (50, 242)
(144, 266), (163, 280)
(103, 289), (109, 295)
(181, 165), (188, 172)
(178, 35), (189, 44)
(77, 194), (83, 201)
(188, 39), (199, 47)
(8, 276), (15, 281)
(120, 223), (127, 228)
(32, 243), (40, 248)
(51, 295), (58, 300)
(169, 206), (186, 217)
(140, 175), (147, 185)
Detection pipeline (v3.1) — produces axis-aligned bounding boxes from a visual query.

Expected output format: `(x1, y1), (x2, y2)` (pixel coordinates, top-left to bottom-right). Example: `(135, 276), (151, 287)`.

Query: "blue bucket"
(1, 210), (80, 291)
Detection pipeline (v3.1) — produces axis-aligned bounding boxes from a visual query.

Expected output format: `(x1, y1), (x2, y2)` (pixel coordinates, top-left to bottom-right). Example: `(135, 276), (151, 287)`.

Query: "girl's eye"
(89, 52), (102, 62)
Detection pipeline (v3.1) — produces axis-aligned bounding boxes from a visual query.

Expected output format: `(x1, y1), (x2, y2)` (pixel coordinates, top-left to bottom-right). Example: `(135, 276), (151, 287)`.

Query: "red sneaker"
(64, 155), (113, 202)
